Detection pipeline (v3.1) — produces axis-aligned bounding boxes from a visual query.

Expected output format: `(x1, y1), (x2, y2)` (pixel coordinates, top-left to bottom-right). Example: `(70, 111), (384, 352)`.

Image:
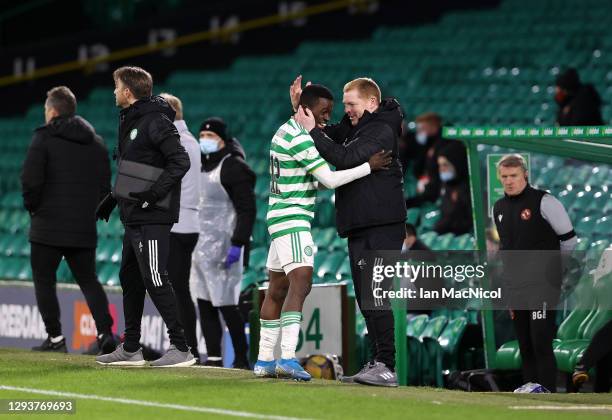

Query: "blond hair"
(497, 154), (528, 178)
(343, 77), (381, 103)
(159, 92), (183, 120)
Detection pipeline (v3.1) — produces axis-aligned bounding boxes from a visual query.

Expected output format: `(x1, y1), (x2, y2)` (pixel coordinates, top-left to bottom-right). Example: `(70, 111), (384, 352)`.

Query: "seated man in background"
(555, 68), (603, 126)
(433, 142), (472, 235)
(404, 112), (448, 209)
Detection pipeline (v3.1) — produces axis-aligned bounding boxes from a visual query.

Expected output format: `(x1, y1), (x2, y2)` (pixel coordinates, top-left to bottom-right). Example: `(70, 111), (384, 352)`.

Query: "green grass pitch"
(0, 348), (610, 419)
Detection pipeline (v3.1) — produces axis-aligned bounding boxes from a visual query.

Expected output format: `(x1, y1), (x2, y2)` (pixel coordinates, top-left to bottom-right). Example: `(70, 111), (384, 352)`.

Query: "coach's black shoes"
(354, 362), (398, 387)
(340, 362), (374, 384)
(97, 333), (118, 355)
(32, 335), (67, 353)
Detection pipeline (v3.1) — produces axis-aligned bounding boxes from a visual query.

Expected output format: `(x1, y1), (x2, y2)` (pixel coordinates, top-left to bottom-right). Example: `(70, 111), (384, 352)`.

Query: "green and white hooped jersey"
(266, 118), (327, 240)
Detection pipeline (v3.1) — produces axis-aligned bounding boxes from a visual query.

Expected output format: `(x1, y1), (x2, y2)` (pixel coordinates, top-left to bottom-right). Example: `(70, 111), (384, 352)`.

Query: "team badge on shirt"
(130, 128), (138, 140)
(520, 208), (532, 220)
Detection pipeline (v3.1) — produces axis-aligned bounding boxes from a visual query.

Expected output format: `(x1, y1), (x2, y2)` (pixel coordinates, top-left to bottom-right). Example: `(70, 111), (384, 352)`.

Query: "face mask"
(439, 170), (455, 183)
(199, 137), (219, 154)
(416, 132), (428, 145)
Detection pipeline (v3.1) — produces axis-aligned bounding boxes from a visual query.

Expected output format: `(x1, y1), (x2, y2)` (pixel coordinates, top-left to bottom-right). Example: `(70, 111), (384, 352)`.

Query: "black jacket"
(310, 98), (407, 237)
(434, 142), (473, 235)
(557, 84), (604, 126)
(116, 96), (190, 226)
(201, 138), (256, 267)
(21, 115), (111, 248)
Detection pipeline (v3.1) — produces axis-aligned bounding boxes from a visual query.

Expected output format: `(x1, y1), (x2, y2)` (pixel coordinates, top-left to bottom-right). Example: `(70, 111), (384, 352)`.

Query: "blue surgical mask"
(439, 170), (455, 183)
(199, 137), (220, 154)
(416, 131), (428, 145)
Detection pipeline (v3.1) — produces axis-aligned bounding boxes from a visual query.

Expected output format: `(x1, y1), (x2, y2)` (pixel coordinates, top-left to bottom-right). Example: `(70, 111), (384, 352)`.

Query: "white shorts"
(266, 231), (315, 275)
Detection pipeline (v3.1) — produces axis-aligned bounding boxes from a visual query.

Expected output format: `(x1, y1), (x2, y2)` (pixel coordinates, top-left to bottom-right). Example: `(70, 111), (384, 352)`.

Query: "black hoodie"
(21, 115), (111, 248)
(433, 141), (473, 235)
(556, 84), (604, 126)
(116, 96), (190, 226)
(310, 98), (407, 237)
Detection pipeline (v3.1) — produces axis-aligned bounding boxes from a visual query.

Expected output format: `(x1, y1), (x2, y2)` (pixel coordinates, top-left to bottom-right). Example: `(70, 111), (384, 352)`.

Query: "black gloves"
(96, 193), (117, 222)
(129, 190), (159, 209)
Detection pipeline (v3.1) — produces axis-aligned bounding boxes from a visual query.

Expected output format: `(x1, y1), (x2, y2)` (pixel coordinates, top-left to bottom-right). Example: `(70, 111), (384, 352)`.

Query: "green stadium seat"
(406, 314), (429, 385)
(249, 247), (268, 275)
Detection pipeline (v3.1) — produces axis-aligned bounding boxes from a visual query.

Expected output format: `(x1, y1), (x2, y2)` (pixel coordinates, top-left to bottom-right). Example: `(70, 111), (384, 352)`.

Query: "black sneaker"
(204, 359), (223, 367)
(232, 357), (251, 370)
(340, 362), (374, 384)
(354, 361), (398, 387)
(97, 333), (118, 355)
(32, 336), (67, 353)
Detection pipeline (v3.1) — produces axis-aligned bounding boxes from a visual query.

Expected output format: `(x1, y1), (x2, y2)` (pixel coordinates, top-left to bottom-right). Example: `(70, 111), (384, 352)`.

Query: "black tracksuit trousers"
(31, 242), (113, 338)
(119, 224), (187, 352)
(348, 222), (405, 370)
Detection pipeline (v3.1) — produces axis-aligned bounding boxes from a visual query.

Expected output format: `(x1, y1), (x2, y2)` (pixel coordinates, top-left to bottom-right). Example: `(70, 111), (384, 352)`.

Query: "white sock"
(50, 335), (64, 343)
(258, 319), (280, 361)
(280, 312), (302, 360)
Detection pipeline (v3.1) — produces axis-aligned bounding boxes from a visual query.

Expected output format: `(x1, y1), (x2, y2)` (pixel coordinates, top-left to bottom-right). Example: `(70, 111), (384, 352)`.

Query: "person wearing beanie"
(433, 141), (473, 235)
(554, 68), (603, 126)
(192, 116), (255, 369)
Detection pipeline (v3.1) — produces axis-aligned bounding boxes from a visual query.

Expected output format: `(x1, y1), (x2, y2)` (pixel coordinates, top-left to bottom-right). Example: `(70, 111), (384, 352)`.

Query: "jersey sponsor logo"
(129, 128), (138, 140)
(521, 208), (532, 221)
(357, 258), (367, 270)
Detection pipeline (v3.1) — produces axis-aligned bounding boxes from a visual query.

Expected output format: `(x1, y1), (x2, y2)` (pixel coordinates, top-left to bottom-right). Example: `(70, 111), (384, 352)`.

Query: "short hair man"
(95, 66), (193, 367)
(493, 153), (577, 392)
(159, 92), (202, 362)
(21, 86), (116, 354)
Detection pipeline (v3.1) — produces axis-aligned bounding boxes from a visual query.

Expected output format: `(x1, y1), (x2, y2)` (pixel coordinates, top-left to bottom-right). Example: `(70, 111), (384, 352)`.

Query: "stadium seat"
(419, 315), (448, 386)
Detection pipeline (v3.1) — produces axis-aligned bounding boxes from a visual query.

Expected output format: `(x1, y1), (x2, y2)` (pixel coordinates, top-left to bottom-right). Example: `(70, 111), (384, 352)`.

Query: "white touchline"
(509, 405), (612, 411)
(0, 385), (310, 420)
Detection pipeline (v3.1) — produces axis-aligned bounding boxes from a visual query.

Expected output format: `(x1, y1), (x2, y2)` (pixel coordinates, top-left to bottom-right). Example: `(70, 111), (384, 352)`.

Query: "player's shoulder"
(276, 119), (310, 142)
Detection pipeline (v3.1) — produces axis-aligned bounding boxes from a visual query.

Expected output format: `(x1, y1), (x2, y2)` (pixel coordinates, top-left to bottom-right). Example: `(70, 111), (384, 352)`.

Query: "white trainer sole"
(96, 360), (146, 367)
(151, 358), (197, 368)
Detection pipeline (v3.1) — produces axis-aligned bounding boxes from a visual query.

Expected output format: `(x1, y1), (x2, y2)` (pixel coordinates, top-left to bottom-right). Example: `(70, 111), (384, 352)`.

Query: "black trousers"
(348, 222), (405, 370)
(30, 242), (113, 338)
(119, 224), (187, 352)
(168, 232), (199, 357)
(197, 299), (249, 365)
(513, 309), (558, 392)
(580, 319), (612, 392)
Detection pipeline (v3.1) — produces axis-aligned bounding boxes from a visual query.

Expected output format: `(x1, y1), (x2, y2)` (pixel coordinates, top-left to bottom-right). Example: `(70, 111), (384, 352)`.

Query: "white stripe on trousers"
(148, 240), (161, 287)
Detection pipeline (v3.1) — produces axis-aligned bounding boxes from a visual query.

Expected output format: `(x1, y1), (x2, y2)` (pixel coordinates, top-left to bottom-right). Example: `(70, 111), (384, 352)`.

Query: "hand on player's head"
(290, 75), (312, 112)
(295, 106), (316, 132)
